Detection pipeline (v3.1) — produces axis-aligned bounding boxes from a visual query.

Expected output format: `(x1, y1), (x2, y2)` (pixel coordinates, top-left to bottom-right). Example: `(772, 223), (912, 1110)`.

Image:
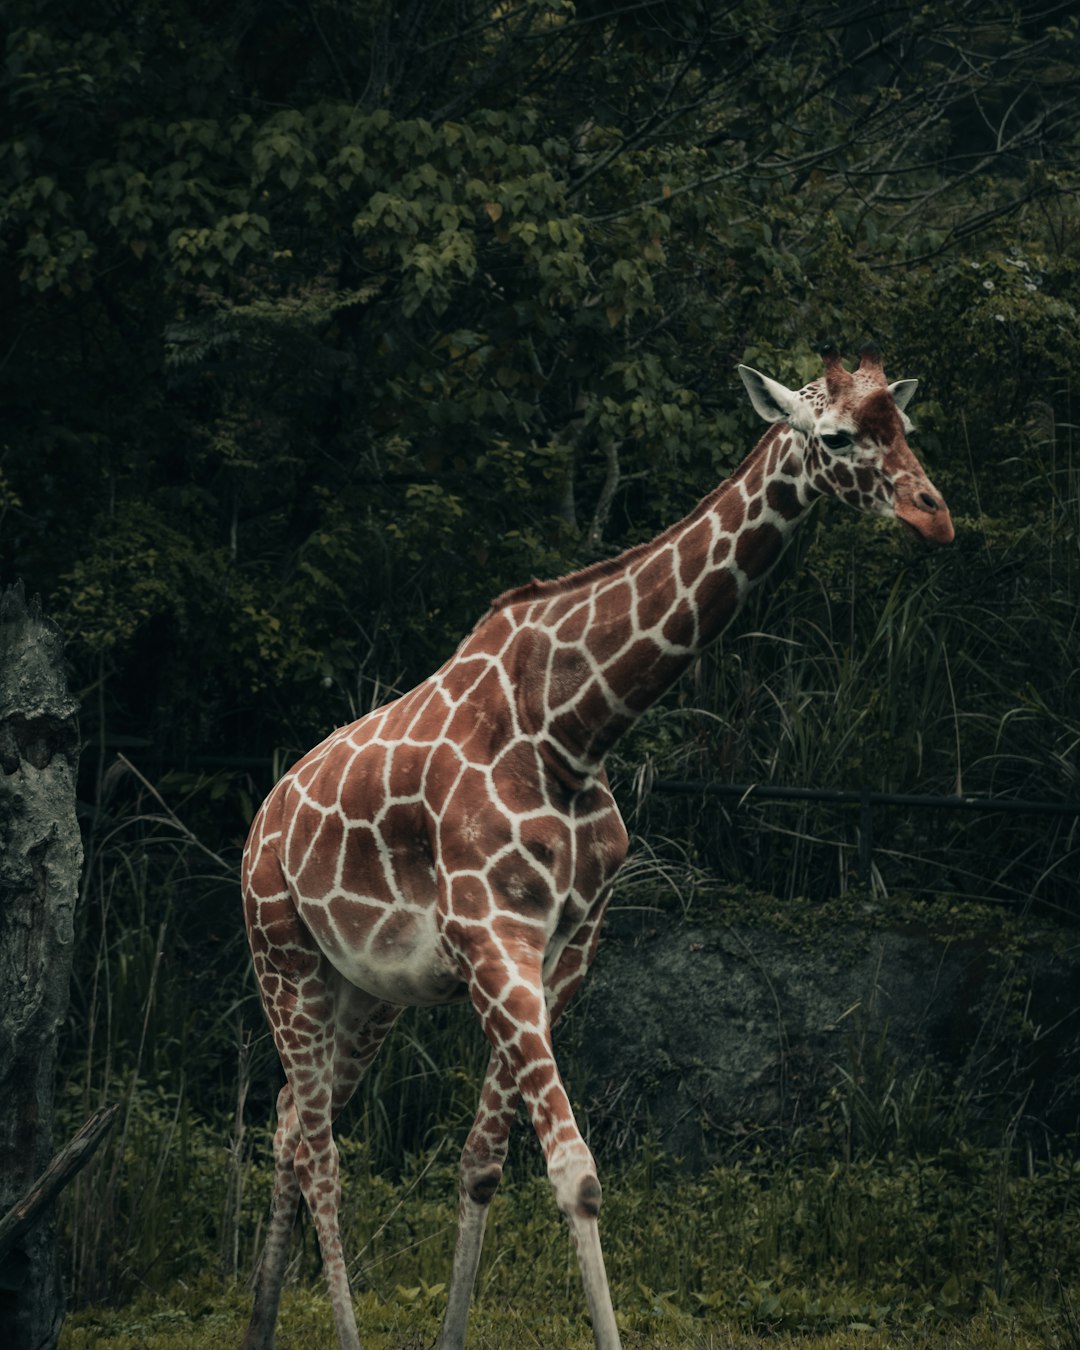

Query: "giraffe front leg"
(437, 1051), (519, 1350)
(438, 905), (613, 1349)
(465, 943), (622, 1350)
(541, 919), (622, 1350)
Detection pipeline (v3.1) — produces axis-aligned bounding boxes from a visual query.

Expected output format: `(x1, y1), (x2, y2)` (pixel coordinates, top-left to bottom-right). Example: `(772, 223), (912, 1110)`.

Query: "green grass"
(58, 1285), (1067, 1349)
(56, 1087), (1080, 1350)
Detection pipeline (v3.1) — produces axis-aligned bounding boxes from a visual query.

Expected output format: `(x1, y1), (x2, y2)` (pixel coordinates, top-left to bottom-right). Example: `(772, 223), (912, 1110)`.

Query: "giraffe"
(239, 343), (953, 1350)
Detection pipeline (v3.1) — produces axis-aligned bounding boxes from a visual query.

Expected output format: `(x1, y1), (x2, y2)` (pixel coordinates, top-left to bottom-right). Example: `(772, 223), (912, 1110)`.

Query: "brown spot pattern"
(239, 343), (950, 1350)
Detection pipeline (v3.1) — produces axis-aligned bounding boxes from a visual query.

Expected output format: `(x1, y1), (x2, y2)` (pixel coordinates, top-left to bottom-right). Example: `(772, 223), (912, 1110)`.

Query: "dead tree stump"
(0, 583), (82, 1349)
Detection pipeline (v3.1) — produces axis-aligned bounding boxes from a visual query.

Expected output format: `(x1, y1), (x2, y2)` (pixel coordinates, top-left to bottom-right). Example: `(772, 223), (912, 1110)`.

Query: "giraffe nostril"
(916, 491), (939, 513)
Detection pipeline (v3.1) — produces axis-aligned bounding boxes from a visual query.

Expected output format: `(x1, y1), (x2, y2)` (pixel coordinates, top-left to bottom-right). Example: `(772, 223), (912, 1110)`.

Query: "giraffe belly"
(296, 893), (467, 1007)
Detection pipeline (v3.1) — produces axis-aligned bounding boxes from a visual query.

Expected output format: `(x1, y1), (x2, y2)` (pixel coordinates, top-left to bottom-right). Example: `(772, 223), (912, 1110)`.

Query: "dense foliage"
(3, 2), (1080, 1331)
(4, 0), (1079, 783)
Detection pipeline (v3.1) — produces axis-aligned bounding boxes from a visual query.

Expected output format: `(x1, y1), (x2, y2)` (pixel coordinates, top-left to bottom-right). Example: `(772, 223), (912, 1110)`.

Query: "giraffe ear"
(888, 378), (918, 411)
(738, 365), (811, 430)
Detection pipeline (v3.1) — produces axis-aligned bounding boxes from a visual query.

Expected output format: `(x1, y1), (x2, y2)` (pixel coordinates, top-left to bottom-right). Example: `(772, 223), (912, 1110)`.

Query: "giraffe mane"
(487, 429), (781, 614)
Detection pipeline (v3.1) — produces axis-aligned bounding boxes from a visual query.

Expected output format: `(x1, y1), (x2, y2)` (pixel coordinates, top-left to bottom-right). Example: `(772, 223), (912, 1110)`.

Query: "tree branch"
(0, 1105), (120, 1268)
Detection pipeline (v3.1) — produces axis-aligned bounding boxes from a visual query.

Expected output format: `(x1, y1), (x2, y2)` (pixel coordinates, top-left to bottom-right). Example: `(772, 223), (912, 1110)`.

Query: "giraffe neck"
(509, 425), (818, 780)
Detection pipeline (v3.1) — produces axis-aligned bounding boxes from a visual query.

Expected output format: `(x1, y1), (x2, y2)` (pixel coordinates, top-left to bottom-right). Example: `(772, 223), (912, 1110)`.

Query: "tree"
(0, 0), (1077, 791)
(0, 585), (82, 1347)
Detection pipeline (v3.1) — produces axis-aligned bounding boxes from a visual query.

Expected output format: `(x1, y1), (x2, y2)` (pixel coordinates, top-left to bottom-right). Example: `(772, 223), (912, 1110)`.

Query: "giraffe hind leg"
(240, 967), (363, 1350)
(242, 937), (400, 1350)
(291, 981), (402, 1350)
(240, 1086), (301, 1350)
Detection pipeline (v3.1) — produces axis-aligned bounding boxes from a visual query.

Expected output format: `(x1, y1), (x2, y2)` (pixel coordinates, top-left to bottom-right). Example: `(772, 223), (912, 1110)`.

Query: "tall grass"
(57, 772), (1079, 1325)
(61, 758), (246, 1304)
(617, 471), (1080, 914)
(59, 756), (495, 1306)
(55, 1075), (1080, 1341)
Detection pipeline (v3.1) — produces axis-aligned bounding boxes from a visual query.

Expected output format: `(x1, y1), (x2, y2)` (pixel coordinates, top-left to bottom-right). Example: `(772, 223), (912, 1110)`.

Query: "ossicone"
(818, 339), (851, 396)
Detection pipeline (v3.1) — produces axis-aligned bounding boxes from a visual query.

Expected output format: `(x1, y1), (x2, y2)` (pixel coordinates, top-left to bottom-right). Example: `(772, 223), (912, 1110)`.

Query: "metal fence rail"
(649, 779), (1080, 882)
(94, 741), (1080, 887)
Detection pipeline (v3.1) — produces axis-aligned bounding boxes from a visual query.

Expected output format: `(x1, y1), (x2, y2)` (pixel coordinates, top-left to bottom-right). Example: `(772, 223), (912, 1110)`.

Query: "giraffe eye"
(821, 432), (854, 452)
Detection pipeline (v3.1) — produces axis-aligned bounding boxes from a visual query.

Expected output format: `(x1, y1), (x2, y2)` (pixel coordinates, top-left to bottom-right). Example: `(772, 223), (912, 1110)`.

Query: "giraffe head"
(737, 344), (954, 544)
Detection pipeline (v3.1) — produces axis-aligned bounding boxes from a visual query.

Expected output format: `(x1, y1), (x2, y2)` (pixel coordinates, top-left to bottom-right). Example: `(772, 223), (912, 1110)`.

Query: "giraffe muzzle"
(895, 484), (954, 544)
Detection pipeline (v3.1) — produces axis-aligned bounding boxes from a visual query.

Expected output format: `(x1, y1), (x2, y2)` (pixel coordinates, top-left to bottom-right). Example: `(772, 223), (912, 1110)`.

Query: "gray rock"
(569, 902), (1080, 1165)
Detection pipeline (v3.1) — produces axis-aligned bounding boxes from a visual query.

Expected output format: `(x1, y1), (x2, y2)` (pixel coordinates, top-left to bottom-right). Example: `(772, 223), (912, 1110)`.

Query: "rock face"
(572, 901), (1080, 1164)
(0, 584), (82, 1349)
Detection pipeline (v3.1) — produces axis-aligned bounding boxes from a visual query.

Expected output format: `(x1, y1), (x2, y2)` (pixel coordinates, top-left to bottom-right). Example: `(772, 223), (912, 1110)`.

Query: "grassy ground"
(55, 1004), (1080, 1350)
(59, 1283), (1065, 1350)
(56, 1110), (1080, 1348)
